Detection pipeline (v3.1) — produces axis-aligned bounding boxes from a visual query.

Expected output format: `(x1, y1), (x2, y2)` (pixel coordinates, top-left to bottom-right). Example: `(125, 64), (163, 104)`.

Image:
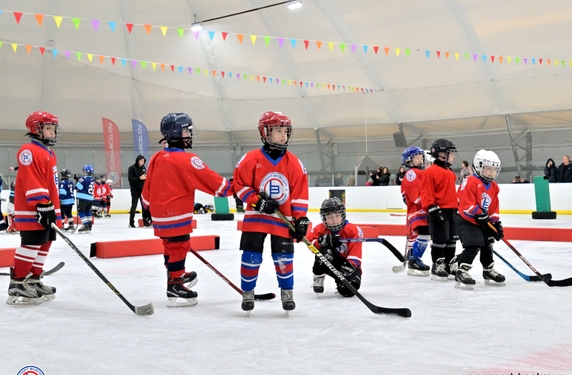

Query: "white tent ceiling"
(1, 0), (572, 135)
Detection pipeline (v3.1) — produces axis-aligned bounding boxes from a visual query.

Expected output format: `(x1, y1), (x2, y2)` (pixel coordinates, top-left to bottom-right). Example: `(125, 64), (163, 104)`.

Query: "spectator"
(544, 158), (557, 183)
(347, 177), (355, 186)
(512, 176), (530, 184)
(557, 155), (572, 183)
(395, 166), (406, 186)
(334, 173), (344, 187)
(315, 173), (331, 187)
(378, 167), (391, 186)
(128, 155), (150, 227)
(368, 167), (382, 186)
(460, 160), (473, 181)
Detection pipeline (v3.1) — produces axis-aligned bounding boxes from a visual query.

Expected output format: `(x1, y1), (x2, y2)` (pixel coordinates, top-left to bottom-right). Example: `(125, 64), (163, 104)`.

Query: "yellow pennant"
(87, 54), (93, 62)
(160, 26), (168, 36)
(11, 43), (18, 52)
(54, 16), (63, 28)
(250, 35), (257, 45)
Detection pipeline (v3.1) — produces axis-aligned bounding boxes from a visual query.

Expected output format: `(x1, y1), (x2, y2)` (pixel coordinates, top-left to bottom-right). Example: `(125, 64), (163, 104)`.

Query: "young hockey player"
(75, 164), (95, 233)
(7, 111), (61, 305)
(92, 175), (103, 218)
(420, 139), (459, 281)
(400, 147), (430, 276)
(100, 174), (113, 217)
(0, 181), (6, 232)
(141, 112), (234, 307)
(232, 111), (309, 313)
(306, 198), (363, 296)
(455, 150), (505, 289)
(58, 169), (75, 231)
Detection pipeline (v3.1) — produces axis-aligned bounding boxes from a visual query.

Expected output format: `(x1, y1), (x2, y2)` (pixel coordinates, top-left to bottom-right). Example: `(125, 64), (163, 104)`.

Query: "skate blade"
(6, 295), (44, 305)
(447, 274), (457, 280)
(407, 269), (430, 277)
(430, 274), (449, 281)
(454, 281), (474, 290)
(184, 278), (198, 289)
(166, 297), (198, 308)
(484, 280), (506, 287)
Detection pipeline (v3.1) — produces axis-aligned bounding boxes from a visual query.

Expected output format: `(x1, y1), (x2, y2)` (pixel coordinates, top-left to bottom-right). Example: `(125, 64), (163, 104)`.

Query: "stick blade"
(392, 262), (406, 273)
(134, 303), (155, 316)
(254, 293), (276, 300)
(528, 273), (552, 282)
(548, 276), (572, 287)
(373, 307), (412, 318)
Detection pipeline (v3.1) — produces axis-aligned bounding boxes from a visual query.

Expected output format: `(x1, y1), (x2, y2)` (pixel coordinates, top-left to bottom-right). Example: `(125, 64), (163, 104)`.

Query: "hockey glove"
(291, 216), (310, 243)
(491, 221), (504, 241)
(428, 205), (445, 221)
(254, 192), (280, 215)
(36, 202), (57, 230)
(474, 212), (490, 229)
(318, 233), (342, 250)
(319, 247), (339, 263)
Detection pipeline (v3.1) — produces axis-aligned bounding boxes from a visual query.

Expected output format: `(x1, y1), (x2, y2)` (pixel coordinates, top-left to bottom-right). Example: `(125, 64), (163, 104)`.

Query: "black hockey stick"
(492, 249), (551, 282)
(340, 238), (405, 262)
(51, 223), (154, 315)
(0, 261), (65, 276)
(188, 248), (275, 300)
(275, 210), (411, 318)
(488, 223), (572, 287)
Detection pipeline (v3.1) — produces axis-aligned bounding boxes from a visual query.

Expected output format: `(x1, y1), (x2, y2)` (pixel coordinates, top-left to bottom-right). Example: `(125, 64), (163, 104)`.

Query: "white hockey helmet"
(473, 149), (501, 182)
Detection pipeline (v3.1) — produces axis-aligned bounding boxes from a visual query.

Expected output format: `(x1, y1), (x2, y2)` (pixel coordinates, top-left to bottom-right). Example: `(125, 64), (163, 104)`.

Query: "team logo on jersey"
(17, 366), (45, 375)
(19, 150), (33, 166)
(190, 156), (205, 170)
(405, 170), (417, 182)
(259, 172), (290, 205)
(480, 192), (492, 211)
(298, 159), (307, 175)
(235, 154), (246, 168)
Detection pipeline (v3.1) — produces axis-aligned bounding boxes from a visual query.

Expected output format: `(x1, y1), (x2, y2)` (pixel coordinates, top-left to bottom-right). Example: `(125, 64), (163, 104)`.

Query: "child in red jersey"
(306, 198), (363, 297)
(400, 147), (430, 276)
(455, 150), (505, 289)
(141, 113), (234, 308)
(420, 139), (459, 281)
(8, 112), (61, 305)
(99, 174), (113, 217)
(232, 111), (309, 313)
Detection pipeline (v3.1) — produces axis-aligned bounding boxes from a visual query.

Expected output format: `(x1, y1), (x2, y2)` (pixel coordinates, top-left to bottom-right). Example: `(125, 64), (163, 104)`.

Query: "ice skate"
(281, 288), (295, 313)
(6, 269), (43, 305)
(181, 271), (198, 288)
(312, 274), (325, 293)
(241, 290), (255, 314)
(483, 262), (506, 286)
(430, 258), (448, 281)
(77, 223), (91, 233)
(166, 277), (198, 307)
(28, 275), (56, 301)
(454, 263), (475, 290)
(104, 213), (111, 218)
(407, 257), (430, 276)
(447, 256), (458, 280)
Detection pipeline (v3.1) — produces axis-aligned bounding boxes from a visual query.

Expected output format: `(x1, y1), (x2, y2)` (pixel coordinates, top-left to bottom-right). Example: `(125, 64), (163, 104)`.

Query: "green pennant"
(339, 43), (345, 52)
(515, 57), (520, 64)
(177, 28), (184, 37)
(264, 36), (270, 46)
(0, 42), (3, 48)
(141, 61), (147, 69)
(465, 53), (469, 60)
(76, 52), (82, 61)
(72, 18), (81, 30)
(405, 49), (410, 57)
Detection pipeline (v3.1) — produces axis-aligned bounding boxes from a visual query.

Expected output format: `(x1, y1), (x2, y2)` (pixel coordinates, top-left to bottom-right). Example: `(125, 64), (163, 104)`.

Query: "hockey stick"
(392, 240), (408, 273)
(188, 248), (275, 301)
(488, 223), (572, 287)
(0, 261), (65, 277)
(51, 223), (154, 315)
(274, 210), (411, 318)
(339, 238), (405, 262)
(492, 249), (551, 282)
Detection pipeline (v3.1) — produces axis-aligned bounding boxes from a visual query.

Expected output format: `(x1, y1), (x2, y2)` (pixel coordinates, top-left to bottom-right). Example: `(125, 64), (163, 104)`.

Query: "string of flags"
(2, 9), (572, 67)
(0, 39), (377, 94)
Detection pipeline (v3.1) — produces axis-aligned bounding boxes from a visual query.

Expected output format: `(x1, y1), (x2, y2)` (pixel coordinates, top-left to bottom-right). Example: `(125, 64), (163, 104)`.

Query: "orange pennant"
(384, 47), (389, 55)
(25, 45), (32, 54)
(99, 55), (105, 63)
(35, 14), (44, 26)
(212, 70), (216, 77)
(316, 41), (322, 49)
(237, 34), (244, 44)
(144, 24), (152, 34)
(160, 63), (165, 71)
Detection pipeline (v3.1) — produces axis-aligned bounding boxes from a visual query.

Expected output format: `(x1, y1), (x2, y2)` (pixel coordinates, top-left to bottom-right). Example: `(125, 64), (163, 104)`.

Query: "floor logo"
(17, 366), (45, 375)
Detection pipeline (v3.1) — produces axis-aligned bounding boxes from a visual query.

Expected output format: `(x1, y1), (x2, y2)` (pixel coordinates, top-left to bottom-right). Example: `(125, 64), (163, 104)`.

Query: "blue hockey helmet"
(401, 147), (425, 169)
(160, 113), (193, 149)
(83, 164), (94, 174)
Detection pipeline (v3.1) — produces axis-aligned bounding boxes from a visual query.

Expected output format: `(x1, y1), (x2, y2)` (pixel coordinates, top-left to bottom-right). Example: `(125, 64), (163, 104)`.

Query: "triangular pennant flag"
(491, 56), (495, 63)
(561, 60), (565, 67)
(288, 80), (291, 85)
(229, 72), (232, 78)
(454, 53), (459, 60)
(436, 51), (441, 58)
(177, 28), (184, 37)
(129, 59), (136, 67)
(109, 21), (116, 32)
(237, 34), (244, 44)
(300, 81), (303, 87)
(178, 66), (183, 73)
(384, 47), (389, 55)
(351, 44), (357, 53)
(264, 36), (270, 46)
(160, 63), (165, 71)
(481, 55), (486, 62)
(141, 61), (147, 69)
(539, 58), (543, 65)
(25, 45), (32, 54)
(54, 16), (63, 28)
(263, 77), (267, 83)
(290, 39), (297, 48)
(472, 54), (478, 62)
(72, 18), (81, 30)
(250, 35), (257, 45)
(547, 59), (551, 66)
(531, 58), (536, 65)
(87, 54), (93, 62)
(465, 53), (469, 60)
(196, 68), (201, 74)
(170, 65), (175, 72)
(39, 47), (45, 55)
(554, 59), (559, 66)
(161, 26), (168, 36)
(293, 80), (297, 86)
(327, 84), (331, 90)
(91, 19), (99, 30)
(111, 57), (116, 65)
(316, 41), (322, 49)
(99, 55), (105, 64)
(237, 73), (240, 80)
(339, 43), (345, 52)
(276, 78), (279, 84)
(208, 31), (215, 41)
(523, 57), (527, 65)
(269, 77), (273, 84)
(328, 42), (334, 51)
(304, 40), (309, 49)
(221, 71), (225, 78)
(257, 76), (260, 82)
(11, 43), (18, 52)
(193, 31), (200, 39)
(507, 57), (512, 63)
(212, 70), (216, 76)
(187, 67), (192, 74)
(121, 58), (126, 66)
(13, 12), (23, 24)
(425, 50), (430, 58)
(373, 46), (379, 54)
(35, 14), (44, 26)
(204, 69), (208, 76)
(65, 51), (70, 58)
(278, 38), (284, 48)
(222, 32), (228, 41)
(76, 52), (82, 61)
(126, 23), (134, 33)
(395, 48), (400, 57)
(311, 83), (314, 88)
(144, 24), (152, 34)
(51, 49), (58, 58)
(516, 57), (520, 64)
(152, 62), (156, 70)
(363, 45), (368, 54)
(405, 48), (410, 57)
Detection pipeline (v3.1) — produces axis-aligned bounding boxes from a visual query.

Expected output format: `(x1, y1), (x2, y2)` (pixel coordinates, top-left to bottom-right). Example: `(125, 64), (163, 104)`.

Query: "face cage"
(33, 122), (59, 146)
(475, 164), (500, 183)
(435, 149), (456, 166)
(405, 151), (426, 169)
(263, 124), (291, 150)
(320, 209), (346, 232)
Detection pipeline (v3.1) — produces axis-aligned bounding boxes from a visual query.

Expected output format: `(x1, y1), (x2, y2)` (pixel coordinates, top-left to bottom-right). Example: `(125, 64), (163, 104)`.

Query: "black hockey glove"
(318, 233), (342, 250)
(319, 247), (339, 263)
(491, 221), (504, 241)
(428, 205), (445, 221)
(291, 216), (310, 243)
(340, 261), (357, 278)
(36, 202), (57, 230)
(254, 192), (280, 215)
(474, 212), (490, 229)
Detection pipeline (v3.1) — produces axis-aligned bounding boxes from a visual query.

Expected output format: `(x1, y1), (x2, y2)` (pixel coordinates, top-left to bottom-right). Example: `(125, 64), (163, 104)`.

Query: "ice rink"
(1, 212), (571, 375)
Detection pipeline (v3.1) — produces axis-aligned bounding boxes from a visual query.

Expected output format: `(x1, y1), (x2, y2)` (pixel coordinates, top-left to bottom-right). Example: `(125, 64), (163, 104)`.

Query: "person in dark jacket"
(557, 155), (572, 183)
(544, 158), (557, 183)
(378, 167), (391, 186)
(128, 155), (150, 227)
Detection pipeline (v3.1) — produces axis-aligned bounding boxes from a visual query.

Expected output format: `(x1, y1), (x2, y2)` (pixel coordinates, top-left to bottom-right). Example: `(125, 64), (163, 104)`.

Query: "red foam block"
(357, 226), (379, 238)
(0, 247), (17, 267)
(90, 235), (219, 258)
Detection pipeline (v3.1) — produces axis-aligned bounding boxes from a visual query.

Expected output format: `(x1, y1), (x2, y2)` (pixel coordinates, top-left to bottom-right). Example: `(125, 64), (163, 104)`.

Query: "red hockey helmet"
(258, 111), (292, 150)
(25, 111), (59, 146)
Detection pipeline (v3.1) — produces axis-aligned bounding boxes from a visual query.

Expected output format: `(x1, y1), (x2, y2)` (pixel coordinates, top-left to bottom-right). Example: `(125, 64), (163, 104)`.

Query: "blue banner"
(131, 119), (149, 161)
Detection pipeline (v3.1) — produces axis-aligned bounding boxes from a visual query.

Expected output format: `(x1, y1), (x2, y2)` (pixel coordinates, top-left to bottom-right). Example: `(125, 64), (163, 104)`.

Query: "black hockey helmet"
(160, 112), (193, 149)
(429, 139), (457, 158)
(60, 168), (71, 179)
(319, 197), (346, 232)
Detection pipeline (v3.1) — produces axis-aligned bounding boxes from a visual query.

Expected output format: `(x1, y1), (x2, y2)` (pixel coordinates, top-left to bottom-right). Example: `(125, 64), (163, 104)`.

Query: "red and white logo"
(259, 172), (290, 205)
(190, 156), (205, 170)
(19, 150), (33, 166)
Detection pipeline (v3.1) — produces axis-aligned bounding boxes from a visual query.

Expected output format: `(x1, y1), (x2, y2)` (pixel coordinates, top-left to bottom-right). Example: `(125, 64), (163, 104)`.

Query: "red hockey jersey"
(401, 168), (428, 230)
(306, 222), (363, 269)
(233, 147), (309, 238)
(420, 163), (458, 211)
(14, 140), (62, 231)
(141, 149), (234, 238)
(457, 174), (500, 225)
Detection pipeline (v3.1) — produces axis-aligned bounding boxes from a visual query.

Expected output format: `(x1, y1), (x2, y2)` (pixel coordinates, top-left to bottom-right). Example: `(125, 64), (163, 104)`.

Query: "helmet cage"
(319, 198), (346, 232)
(473, 150), (501, 183)
(401, 147), (426, 169)
(258, 112), (292, 151)
(25, 111), (59, 147)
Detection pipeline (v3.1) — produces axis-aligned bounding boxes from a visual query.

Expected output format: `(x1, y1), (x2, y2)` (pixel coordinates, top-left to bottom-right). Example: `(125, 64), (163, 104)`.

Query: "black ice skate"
(77, 222), (91, 233)
(447, 256), (458, 280)
(407, 257), (430, 276)
(454, 263), (475, 290)
(483, 262), (506, 286)
(6, 268), (44, 305)
(281, 289), (295, 312)
(166, 277), (198, 308)
(241, 290), (255, 313)
(181, 271), (198, 288)
(28, 275), (56, 301)
(312, 274), (325, 293)
(430, 258), (448, 281)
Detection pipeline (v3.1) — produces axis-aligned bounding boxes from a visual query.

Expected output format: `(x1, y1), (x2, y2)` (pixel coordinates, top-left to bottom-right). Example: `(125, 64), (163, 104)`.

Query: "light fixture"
(287, 0), (303, 10)
(190, 22), (203, 32)
(193, 1), (303, 27)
